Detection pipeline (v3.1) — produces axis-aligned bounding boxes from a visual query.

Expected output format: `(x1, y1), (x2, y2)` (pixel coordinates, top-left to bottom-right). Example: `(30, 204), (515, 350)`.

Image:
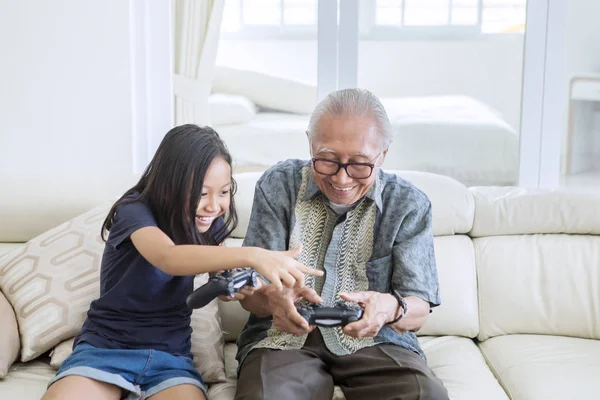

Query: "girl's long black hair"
(101, 124), (238, 246)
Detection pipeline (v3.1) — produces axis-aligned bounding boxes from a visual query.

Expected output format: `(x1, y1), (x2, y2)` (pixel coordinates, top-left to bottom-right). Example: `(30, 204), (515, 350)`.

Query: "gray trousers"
(235, 329), (449, 400)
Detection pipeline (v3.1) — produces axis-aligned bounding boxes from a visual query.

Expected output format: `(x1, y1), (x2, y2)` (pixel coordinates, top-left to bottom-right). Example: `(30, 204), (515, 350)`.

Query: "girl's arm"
(130, 226), (321, 290)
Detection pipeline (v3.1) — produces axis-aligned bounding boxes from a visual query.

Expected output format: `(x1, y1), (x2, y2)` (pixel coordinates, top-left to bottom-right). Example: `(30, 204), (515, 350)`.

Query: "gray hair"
(307, 88), (393, 149)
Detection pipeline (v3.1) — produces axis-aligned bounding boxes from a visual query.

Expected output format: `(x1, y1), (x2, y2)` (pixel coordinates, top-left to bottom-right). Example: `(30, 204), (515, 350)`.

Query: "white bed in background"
(213, 95), (518, 187)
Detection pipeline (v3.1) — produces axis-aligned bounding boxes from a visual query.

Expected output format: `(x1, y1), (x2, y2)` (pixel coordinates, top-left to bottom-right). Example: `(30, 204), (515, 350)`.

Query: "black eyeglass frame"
(311, 157), (379, 179)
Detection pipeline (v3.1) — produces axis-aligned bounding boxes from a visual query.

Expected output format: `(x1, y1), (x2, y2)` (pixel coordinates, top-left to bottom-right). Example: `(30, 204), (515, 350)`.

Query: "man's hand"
(339, 291), (399, 338)
(217, 280), (263, 302)
(264, 285), (323, 336)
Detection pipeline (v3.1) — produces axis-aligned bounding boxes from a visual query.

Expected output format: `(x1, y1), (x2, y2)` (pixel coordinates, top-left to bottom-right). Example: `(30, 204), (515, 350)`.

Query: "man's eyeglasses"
(311, 153), (382, 179)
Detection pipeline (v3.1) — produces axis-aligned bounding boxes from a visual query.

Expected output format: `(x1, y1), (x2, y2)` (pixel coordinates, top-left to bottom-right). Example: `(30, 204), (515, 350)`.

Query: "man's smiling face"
(309, 114), (386, 205)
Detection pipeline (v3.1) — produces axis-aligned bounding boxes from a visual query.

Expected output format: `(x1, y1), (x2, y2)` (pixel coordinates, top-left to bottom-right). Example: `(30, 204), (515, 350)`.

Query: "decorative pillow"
(190, 274), (226, 383)
(49, 275), (226, 383)
(212, 65), (317, 114)
(0, 290), (20, 378)
(0, 203), (110, 362)
(209, 93), (257, 126)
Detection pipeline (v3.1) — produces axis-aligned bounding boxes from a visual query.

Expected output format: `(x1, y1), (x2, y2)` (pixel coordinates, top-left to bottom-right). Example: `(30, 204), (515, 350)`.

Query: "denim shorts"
(47, 342), (206, 400)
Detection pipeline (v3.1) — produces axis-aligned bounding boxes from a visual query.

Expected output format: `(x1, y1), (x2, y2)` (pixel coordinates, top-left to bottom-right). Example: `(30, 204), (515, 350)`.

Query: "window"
(222, 0), (317, 34)
(221, 0), (527, 39)
(375, 0), (526, 33)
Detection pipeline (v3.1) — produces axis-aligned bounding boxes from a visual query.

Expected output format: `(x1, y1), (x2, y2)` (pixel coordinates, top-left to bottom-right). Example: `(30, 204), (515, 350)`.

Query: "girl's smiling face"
(195, 157), (232, 233)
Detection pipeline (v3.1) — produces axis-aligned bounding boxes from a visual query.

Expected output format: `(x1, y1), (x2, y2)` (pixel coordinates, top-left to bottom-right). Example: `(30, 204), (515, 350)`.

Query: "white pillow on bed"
(209, 93), (257, 126)
(211, 66), (317, 114)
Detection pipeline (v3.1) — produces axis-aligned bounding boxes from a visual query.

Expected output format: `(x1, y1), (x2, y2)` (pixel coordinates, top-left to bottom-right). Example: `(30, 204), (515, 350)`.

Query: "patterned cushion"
(0, 289), (20, 378)
(0, 205), (225, 382)
(191, 274), (226, 383)
(0, 204), (110, 362)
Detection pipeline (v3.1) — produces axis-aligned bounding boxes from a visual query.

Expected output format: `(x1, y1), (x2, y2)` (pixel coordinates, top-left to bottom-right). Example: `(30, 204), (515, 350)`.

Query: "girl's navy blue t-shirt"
(74, 195), (223, 357)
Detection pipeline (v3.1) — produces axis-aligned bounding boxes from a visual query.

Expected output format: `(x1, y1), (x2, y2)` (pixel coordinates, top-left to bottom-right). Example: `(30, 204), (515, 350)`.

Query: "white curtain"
(173, 0), (225, 126)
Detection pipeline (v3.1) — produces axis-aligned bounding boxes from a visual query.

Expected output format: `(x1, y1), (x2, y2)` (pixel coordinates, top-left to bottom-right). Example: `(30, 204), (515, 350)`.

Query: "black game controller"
(186, 268), (258, 309)
(297, 301), (364, 327)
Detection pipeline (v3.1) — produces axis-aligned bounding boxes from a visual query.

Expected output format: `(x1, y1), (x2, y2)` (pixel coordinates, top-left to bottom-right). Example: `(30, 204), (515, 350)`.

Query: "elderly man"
(234, 88), (448, 400)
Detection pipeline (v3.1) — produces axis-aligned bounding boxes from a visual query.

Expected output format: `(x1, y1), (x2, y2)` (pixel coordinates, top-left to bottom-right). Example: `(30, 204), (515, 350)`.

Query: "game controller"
(186, 268), (258, 309)
(297, 301), (364, 327)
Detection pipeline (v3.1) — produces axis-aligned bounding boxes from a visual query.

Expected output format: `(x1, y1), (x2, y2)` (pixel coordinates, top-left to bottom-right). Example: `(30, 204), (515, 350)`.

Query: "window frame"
(220, 0), (526, 41)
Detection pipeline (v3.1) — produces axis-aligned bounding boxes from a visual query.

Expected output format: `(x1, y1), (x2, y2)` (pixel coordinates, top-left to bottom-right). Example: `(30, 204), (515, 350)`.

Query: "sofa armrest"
(0, 289), (20, 378)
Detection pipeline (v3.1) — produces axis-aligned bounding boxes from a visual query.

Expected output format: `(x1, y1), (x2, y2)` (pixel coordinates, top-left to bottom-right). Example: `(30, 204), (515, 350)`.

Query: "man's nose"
(332, 166), (352, 183)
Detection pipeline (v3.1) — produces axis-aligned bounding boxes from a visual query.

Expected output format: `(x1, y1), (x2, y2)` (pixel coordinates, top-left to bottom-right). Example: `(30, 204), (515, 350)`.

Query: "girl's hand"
(251, 245), (323, 290)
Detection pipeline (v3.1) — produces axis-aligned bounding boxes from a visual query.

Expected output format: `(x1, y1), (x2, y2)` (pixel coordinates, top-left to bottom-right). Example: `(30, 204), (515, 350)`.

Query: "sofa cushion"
(420, 336), (508, 400)
(469, 187), (600, 237)
(230, 170), (475, 239)
(48, 338), (74, 369)
(214, 338), (508, 400)
(0, 290), (20, 378)
(230, 172), (263, 239)
(418, 235), (478, 338)
(479, 334), (600, 400)
(0, 203), (110, 361)
(189, 275), (226, 383)
(394, 171), (475, 235)
(0, 177), (135, 243)
(0, 243), (24, 257)
(0, 360), (55, 399)
(475, 234), (600, 341)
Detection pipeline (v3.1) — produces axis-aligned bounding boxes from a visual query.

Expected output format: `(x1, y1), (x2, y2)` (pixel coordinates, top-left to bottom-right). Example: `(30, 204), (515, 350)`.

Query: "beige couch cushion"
(190, 275), (226, 383)
(420, 336), (508, 400)
(0, 204), (110, 361)
(475, 235), (600, 341)
(0, 360), (55, 399)
(469, 187), (600, 237)
(211, 338), (508, 400)
(479, 334), (600, 400)
(0, 290), (20, 378)
(230, 170), (475, 239)
(0, 177), (136, 242)
(48, 338), (74, 369)
(394, 171), (475, 235)
(418, 235), (478, 337)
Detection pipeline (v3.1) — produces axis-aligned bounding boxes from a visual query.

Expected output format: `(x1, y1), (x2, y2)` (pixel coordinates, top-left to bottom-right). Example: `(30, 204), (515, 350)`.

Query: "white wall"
(216, 37), (525, 130)
(0, 0), (136, 189)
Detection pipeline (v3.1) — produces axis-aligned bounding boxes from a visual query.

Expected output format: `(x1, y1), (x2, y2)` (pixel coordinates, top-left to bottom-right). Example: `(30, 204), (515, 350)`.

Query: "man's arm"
(341, 197), (440, 338)
(389, 199), (439, 332)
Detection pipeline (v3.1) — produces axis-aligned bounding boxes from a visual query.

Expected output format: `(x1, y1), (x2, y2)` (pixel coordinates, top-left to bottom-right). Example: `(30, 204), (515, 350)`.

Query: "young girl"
(42, 125), (321, 400)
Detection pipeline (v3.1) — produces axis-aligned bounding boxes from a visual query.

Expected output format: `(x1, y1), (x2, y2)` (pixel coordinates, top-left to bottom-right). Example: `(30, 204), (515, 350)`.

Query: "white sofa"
(1, 170), (599, 400)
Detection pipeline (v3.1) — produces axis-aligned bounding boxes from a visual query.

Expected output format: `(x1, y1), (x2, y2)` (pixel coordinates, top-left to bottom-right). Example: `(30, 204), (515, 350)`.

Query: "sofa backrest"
(0, 176), (137, 243)
(470, 187), (600, 341)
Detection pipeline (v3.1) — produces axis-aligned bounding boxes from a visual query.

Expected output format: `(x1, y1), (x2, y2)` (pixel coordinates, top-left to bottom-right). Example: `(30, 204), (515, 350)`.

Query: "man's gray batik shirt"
(236, 159), (441, 367)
